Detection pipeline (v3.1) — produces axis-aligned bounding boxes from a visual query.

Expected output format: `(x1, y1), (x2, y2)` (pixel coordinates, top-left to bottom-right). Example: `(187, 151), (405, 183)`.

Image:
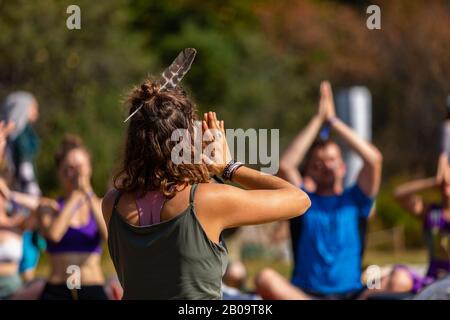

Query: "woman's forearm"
(394, 177), (438, 198)
(88, 195), (108, 240)
(10, 191), (40, 211)
(46, 192), (85, 242)
(231, 166), (299, 191)
(281, 115), (323, 168)
(330, 117), (382, 165)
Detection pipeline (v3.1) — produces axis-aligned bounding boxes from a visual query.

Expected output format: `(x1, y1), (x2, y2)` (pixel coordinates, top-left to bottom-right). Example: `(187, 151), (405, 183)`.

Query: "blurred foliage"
(257, 0), (450, 178)
(373, 175), (443, 248)
(373, 178), (422, 248)
(0, 0), (154, 194)
(1, 0), (449, 247)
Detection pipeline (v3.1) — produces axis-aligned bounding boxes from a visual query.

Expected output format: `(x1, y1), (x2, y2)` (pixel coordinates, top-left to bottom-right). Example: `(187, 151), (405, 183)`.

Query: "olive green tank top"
(107, 184), (228, 300)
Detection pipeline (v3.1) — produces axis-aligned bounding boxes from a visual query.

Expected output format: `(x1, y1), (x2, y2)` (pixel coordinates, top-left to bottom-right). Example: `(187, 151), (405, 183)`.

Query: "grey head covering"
(1, 91), (36, 140)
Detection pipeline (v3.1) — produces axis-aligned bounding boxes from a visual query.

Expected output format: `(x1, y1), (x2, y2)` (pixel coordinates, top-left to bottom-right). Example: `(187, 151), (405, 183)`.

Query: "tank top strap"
(189, 184), (198, 205)
(113, 190), (123, 212)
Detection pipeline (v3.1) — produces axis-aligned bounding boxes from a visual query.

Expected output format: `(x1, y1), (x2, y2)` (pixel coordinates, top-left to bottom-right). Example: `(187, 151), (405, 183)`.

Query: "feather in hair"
(159, 48), (197, 91)
(124, 48), (197, 123)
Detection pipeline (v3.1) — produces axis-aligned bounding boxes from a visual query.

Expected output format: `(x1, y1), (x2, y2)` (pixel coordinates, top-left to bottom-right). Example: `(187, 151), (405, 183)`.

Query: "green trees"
(1, 0), (449, 246)
(0, 0), (153, 193)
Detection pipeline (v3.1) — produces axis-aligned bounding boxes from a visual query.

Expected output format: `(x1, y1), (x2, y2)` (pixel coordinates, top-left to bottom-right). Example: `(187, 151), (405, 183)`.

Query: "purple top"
(423, 205), (450, 279)
(135, 191), (165, 226)
(46, 197), (102, 254)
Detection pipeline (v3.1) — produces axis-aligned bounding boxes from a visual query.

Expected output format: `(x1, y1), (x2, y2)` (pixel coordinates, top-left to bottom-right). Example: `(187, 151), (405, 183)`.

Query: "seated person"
(255, 81), (382, 299)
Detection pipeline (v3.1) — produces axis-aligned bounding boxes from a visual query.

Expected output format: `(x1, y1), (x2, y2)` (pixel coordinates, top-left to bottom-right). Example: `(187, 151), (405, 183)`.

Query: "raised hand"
(318, 84), (328, 121)
(75, 171), (93, 195)
(201, 111), (232, 175)
(320, 81), (336, 121)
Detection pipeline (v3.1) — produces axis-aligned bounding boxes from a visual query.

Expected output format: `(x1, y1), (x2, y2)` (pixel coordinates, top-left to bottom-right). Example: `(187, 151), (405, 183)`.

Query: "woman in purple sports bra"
(36, 135), (108, 300)
(386, 153), (450, 294)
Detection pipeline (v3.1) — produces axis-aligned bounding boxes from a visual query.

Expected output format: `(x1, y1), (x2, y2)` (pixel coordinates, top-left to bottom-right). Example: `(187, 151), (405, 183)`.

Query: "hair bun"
(61, 134), (83, 149)
(140, 81), (160, 100)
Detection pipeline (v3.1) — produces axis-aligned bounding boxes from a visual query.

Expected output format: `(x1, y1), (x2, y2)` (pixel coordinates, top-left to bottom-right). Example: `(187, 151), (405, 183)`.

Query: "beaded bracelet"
(222, 160), (244, 181)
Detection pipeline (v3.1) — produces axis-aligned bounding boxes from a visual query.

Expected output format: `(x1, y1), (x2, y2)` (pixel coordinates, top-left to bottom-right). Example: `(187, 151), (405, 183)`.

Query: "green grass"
(363, 249), (427, 267)
(240, 249), (428, 290)
(35, 248), (428, 292)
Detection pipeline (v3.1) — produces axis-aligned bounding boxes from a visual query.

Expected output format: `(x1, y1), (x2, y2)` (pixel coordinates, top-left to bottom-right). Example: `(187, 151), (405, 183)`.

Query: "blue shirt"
(290, 184), (374, 294)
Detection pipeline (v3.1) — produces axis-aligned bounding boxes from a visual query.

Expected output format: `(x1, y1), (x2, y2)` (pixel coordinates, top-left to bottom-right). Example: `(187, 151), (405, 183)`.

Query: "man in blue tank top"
(255, 81), (382, 299)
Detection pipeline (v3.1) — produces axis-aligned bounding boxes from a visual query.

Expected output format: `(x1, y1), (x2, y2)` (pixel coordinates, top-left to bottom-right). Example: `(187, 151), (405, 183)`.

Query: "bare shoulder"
(195, 182), (245, 217)
(192, 183), (244, 243)
(196, 182), (243, 202)
(101, 189), (120, 224)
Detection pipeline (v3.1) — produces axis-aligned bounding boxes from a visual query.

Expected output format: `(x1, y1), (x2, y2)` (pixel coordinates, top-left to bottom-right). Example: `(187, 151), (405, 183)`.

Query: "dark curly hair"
(113, 78), (210, 198)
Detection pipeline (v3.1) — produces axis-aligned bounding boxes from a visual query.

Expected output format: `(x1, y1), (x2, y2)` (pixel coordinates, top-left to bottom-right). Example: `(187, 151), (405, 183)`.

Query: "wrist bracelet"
(222, 160), (244, 181)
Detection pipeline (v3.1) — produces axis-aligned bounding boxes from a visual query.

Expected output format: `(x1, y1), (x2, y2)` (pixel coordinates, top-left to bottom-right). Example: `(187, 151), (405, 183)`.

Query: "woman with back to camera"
(102, 48), (311, 300)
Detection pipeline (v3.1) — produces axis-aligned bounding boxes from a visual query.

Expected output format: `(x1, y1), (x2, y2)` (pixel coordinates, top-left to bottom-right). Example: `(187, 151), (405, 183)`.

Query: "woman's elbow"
(375, 149), (383, 163)
(46, 230), (63, 243)
(293, 190), (311, 217)
(370, 149), (383, 168)
(301, 193), (312, 214)
(100, 229), (108, 241)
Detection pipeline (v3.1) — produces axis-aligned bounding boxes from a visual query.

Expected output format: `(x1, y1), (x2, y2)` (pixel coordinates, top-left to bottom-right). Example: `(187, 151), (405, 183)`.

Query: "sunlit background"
(1, 0), (450, 285)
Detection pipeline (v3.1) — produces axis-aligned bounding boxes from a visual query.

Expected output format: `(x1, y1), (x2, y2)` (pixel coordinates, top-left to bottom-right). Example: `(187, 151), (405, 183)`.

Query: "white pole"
(336, 87), (372, 187)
